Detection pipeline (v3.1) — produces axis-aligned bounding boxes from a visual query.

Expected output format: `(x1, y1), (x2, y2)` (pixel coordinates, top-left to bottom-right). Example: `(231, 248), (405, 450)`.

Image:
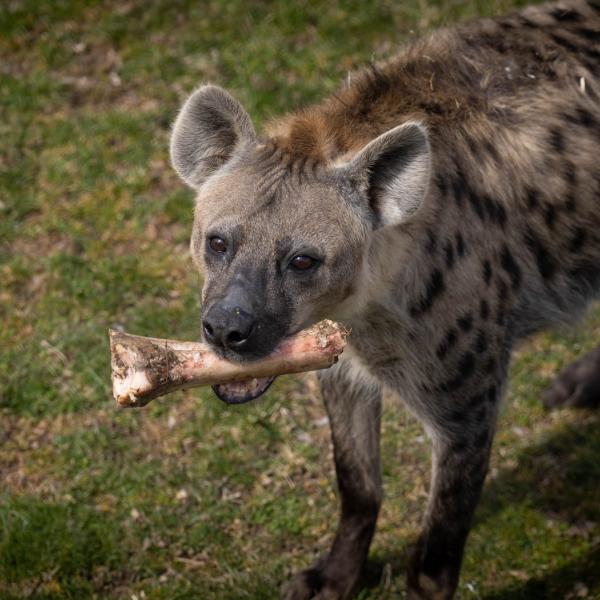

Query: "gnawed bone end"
(109, 320), (349, 407)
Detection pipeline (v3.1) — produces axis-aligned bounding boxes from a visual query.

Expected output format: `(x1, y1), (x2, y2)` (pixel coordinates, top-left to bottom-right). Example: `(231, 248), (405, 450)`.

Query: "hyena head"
(170, 85), (430, 391)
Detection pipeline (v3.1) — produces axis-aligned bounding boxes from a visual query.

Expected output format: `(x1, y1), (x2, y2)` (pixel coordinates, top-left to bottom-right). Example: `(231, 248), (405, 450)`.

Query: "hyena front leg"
(282, 358), (382, 600)
(406, 383), (501, 600)
(543, 344), (600, 409)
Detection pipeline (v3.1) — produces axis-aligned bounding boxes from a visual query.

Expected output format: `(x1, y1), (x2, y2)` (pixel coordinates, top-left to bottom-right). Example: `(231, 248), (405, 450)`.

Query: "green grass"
(1, 0), (599, 598)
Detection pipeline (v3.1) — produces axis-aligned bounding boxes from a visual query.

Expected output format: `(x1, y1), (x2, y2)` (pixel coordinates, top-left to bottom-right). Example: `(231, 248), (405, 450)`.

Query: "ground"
(1, 0), (599, 598)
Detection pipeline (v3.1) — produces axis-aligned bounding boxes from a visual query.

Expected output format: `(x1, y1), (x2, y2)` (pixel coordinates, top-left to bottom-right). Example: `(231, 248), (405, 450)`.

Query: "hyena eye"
(209, 236), (227, 253)
(290, 255), (317, 271)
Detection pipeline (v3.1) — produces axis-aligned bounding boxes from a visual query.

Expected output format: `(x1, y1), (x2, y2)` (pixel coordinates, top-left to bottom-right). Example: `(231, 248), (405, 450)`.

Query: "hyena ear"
(170, 85), (256, 189)
(343, 122), (430, 227)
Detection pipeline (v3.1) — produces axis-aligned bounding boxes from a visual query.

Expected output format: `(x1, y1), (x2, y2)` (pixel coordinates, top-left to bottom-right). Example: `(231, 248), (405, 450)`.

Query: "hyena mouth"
(212, 376), (277, 404)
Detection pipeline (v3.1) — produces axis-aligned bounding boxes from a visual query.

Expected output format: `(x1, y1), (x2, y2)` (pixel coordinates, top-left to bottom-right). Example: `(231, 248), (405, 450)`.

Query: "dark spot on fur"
(441, 352), (476, 392)
(569, 227), (587, 253)
(565, 194), (577, 212)
(437, 327), (458, 360)
(549, 127), (565, 153)
(473, 429), (490, 449)
(410, 269), (445, 317)
(550, 32), (581, 55)
(575, 106), (598, 128)
(458, 313), (473, 332)
(421, 522), (463, 579)
(563, 106), (600, 131)
(475, 330), (488, 353)
(467, 393), (485, 409)
(456, 232), (466, 257)
(480, 299), (490, 320)
(495, 279), (510, 326)
(544, 204), (557, 229)
(450, 408), (468, 423)
(425, 228), (437, 254)
(485, 357), (496, 374)
(576, 25), (600, 42)
(473, 404), (487, 422)
(444, 240), (455, 269)
(543, 65), (558, 80)
(301, 567), (325, 593)
(551, 7), (583, 21)
(495, 277), (510, 326)
(451, 172), (466, 207)
(569, 261), (600, 295)
(497, 278), (509, 300)
(452, 438), (468, 453)
(467, 188), (485, 220)
(436, 175), (448, 199)
(567, 38), (600, 72)
(487, 385), (498, 403)
(526, 187), (540, 210)
(580, 44), (600, 64)
(500, 245), (522, 290)
(524, 226), (557, 280)
(564, 160), (577, 187)
(466, 136), (479, 155)
(483, 195), (507, 227)
(482, 259), (493, 286)
(520, 15), (537, 28)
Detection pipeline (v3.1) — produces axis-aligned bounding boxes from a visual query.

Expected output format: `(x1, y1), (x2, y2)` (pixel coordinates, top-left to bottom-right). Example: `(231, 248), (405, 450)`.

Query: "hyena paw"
(543, 345), (600, 409)
(281, 557), (357, 600)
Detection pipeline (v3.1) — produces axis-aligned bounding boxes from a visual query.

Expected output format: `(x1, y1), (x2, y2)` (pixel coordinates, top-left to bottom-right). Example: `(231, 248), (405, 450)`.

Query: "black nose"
(202, 305), (255, 350)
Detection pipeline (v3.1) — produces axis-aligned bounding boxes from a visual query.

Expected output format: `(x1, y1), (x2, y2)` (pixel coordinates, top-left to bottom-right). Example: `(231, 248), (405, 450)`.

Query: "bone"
(109, 320), (349, 407)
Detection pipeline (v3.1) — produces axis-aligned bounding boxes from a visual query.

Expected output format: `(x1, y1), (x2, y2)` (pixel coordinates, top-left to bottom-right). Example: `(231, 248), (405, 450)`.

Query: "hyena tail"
(543, 344), (600, 409)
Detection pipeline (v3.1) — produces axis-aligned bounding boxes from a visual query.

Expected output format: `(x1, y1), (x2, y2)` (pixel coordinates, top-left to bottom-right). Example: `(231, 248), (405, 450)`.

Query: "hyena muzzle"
(169, 0), (600, 597)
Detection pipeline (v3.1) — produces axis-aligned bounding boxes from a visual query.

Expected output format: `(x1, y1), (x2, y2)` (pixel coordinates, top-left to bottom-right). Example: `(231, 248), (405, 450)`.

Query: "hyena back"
(169, 1), (600, 598)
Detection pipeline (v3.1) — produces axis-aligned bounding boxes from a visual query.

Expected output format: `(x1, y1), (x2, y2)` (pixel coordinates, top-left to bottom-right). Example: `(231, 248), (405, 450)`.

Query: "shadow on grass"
(478, 411), (600, 599)
(481, 545), (600, 600)
(480, 413), (600, 522)
(357, 411), (600, 599)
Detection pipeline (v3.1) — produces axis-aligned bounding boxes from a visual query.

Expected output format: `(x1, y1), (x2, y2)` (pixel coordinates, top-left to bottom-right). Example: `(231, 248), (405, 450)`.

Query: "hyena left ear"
(170, 85), (256, 189)
(342, 122), (430, 227)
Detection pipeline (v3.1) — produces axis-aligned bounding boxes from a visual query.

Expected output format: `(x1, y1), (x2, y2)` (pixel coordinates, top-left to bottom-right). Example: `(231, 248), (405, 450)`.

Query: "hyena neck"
(333, 206), (442, 331)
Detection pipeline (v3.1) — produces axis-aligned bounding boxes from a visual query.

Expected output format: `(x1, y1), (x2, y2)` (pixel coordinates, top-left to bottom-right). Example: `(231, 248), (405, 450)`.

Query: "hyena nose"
(202, 305), (255, 350)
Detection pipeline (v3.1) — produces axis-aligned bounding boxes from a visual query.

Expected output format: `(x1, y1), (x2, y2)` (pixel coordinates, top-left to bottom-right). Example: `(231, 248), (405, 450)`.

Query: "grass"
(1, 0), (599, 598)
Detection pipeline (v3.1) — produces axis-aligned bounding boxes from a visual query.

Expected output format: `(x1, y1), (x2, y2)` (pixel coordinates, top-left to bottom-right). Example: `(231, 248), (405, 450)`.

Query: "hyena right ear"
(170, 85), (256, 189)
(341, 122), (430, 228)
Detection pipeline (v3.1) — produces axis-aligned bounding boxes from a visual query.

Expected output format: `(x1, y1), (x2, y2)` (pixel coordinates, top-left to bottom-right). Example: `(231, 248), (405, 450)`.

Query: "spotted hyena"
(168, 1), (600, 598)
